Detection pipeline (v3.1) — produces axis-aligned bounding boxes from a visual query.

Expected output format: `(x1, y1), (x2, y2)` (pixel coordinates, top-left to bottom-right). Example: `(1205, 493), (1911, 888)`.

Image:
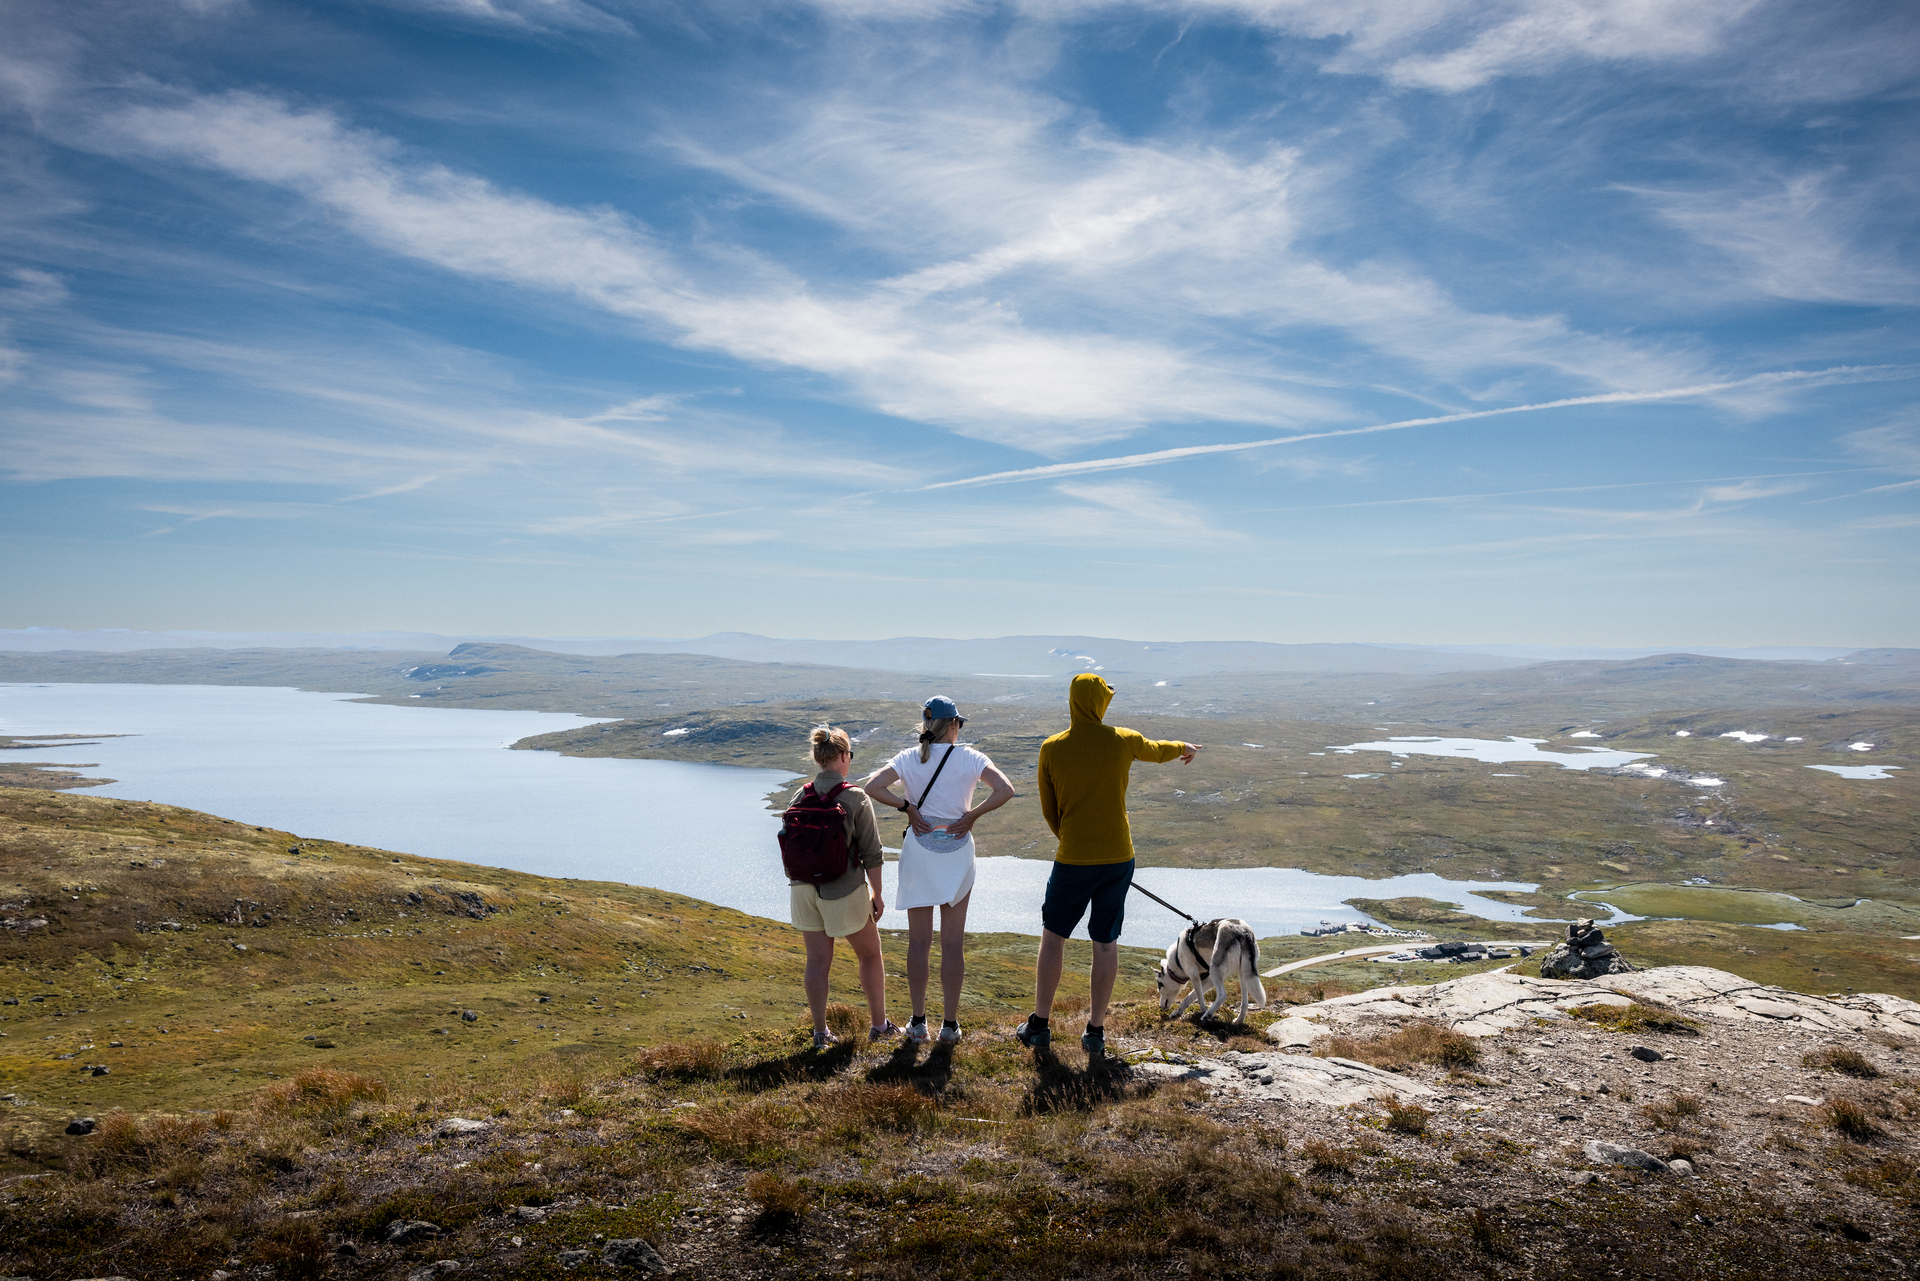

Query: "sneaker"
(870, 1020), (902, 1042)
(905, 1017), (930, 1043)
(937, 1022), (963, 1045)
(1013, 1018), (1051, 1050)
(812, 1028), (839, 1050)
(1081, 1027), (1106, 1058)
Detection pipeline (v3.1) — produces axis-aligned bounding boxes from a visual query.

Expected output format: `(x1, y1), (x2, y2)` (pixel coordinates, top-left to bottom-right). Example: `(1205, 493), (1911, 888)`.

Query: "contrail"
(920, 364), (1918, 492)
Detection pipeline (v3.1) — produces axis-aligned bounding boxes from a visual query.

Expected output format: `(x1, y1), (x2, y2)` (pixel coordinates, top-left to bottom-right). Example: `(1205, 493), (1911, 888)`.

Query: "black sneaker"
(1013, 1018), (1051, 1050)
(1081, 1027), (1106, 1058)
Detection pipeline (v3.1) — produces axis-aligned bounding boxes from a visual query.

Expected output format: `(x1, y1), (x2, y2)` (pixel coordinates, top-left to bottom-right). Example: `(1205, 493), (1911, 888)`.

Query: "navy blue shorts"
(1041, 859), (1134, 944)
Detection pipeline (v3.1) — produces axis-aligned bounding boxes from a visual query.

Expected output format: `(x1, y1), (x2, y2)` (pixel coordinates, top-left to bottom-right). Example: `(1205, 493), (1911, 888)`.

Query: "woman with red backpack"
(779, 725), (897, 1049)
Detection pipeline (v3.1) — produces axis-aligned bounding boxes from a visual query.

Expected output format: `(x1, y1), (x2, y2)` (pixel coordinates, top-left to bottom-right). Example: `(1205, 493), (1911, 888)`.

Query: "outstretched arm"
(944, 763), (1016, 837)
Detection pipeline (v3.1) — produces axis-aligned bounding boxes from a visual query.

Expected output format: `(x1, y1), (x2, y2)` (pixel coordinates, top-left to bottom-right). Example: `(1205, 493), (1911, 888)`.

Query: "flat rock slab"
(1261, 965), (1920, 1041)
(1584, 1140), (1671, 1173)
(433, 1117), (491, 1136)
(1132, 1049), (1433, 1107)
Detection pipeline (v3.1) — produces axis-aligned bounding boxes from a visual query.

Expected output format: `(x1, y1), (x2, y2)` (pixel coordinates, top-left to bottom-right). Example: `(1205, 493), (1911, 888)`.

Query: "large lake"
(0, 684), (1547, 948)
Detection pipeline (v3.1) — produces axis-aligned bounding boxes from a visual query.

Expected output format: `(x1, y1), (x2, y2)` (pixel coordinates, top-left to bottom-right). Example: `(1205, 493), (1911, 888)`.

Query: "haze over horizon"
(2, 1), (1916, 646)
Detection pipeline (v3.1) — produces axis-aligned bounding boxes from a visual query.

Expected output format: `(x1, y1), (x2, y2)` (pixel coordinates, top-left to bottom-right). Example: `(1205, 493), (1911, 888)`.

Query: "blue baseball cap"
(923, 695), (961, 719)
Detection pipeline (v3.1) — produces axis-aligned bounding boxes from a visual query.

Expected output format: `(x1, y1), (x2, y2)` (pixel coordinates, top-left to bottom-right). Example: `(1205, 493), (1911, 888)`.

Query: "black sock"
(1086, 1024), (1103, 1035)
(942, 1019), (959, 1030)
(908, 1013), (926, 1025)
(1028, 1014), (1049, 1029)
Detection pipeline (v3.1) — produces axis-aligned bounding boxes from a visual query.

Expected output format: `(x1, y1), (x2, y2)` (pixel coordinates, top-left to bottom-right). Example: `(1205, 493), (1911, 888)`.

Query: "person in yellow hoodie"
(1015, 673), (1201, 1058)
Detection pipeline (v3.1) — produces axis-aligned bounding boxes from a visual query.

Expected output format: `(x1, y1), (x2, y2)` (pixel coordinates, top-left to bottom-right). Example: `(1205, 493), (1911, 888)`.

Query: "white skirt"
(896, 828), (976, 910)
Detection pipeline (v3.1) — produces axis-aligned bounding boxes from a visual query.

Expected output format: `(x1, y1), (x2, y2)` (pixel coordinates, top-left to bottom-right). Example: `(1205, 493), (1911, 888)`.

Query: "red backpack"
(778, 782), (853, 886)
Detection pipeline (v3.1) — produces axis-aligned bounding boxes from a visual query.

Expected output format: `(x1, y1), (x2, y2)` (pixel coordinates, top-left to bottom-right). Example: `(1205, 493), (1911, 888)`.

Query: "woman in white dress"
(862, 696), (1015, 1045)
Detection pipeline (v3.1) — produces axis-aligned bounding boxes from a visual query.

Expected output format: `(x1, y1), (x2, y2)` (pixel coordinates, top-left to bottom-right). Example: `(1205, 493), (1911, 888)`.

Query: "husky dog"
(1155, 918), (1267, 1023)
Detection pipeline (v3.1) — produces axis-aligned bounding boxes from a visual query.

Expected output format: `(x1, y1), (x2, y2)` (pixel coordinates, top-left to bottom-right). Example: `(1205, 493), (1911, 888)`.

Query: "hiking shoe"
(1081, 1028), (1106, 1058)
(905, 1018), (930, 1043)
(937, 1022), (963, 1045)
(812, 1028), (839, 1050)
(1013, 1019), (1050, 1050)
(870, 1020), (902, 1042)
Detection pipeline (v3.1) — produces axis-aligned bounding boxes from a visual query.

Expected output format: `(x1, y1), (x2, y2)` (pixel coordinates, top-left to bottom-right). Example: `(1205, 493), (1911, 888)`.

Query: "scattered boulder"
(461, 1010), (479, 1023)
(1669, 1159), (1696, 1177)
(385, 1220), (443, 1245)
(1584, 1140), (1670, 1173)
(507, 1205), (549, 1222)
(601, 1240), (666, 1273)
(1630, 1046), (1664, 1062)
(432, 1117), (490, 1137)
(1540, 920), (1634, 980)
(407, 1263), (460, 1281)
(557, 1249), (593, 1268)
(65, 1117), (96, 1136)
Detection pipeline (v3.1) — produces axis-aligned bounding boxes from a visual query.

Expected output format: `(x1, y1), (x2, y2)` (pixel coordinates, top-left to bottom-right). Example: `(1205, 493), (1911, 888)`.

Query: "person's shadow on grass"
(1020, 1044), (1134, 1115)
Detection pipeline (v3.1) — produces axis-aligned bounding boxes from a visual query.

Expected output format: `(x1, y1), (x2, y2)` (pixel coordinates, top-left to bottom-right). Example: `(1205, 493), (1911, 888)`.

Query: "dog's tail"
(1240, 927), (1267, 1010)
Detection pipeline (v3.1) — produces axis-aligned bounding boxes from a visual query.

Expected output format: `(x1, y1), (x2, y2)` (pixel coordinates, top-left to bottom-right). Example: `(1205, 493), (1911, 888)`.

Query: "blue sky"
(2, 0), (1916, 646)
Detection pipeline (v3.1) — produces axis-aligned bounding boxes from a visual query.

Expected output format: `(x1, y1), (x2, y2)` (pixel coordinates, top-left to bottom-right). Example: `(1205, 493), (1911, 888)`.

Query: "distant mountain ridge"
(1, 628), (1902, 678)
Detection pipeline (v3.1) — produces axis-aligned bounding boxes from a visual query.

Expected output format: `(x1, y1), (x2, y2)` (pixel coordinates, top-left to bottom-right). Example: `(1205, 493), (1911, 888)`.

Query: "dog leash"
(1130, 881), (1196, 923)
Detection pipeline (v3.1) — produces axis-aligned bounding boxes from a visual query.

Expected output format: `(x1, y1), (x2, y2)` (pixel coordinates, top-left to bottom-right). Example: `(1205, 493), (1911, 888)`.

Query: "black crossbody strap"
(903, 745), (957, 839)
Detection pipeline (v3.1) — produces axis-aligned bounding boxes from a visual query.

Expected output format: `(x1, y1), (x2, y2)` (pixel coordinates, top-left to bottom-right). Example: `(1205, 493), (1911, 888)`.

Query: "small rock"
(1584, 1140), (1670, 1173)
(1669, 1159), (1696, 1177)
(1571, 1170), (1602, 1185)
(233, 943), (248, 952)
(1782, 1094), (1824, 1106)
(212, 1272), (232, 1281)
(461, 1010), (479, 1023)
(65, 1117), (96, 1136)
(90, 1066), (109, 1077)
(335, 1243), (359, 1257)
(557, 1249), (593, 1268)
(385, 1220), (443, 1245)
(432, 1117), (490, 1137)
(407, 1262), (461, 1281)
(601, 1239), (666, 1273)
(1629, 1046), (1664, 1062)
(508, 1205), (549, 1222)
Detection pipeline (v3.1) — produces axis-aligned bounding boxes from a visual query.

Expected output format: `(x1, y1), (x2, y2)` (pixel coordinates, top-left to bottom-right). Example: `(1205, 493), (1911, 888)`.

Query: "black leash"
(1130, 881), (1197, 923)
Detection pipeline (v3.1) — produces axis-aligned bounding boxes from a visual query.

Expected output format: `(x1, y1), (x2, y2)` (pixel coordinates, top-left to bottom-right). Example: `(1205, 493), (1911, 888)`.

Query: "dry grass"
(1298, 1138), (1358, 1173)
(1802, 1046), (1882, 1079)
(1312, 1020), (1481, 1072)
(1843, 1154), (1919, 1200)
(1639, 1093), (1708, 1131)
(1824, 1097), (1884, 1142)
(1381, 1097), (1430, 1136)
(259, 1068), (387, 1118)
(639, 1040), (730, 1080)
(745, 1170), (810, 1217)
(1568, 1000), (1702, 1037)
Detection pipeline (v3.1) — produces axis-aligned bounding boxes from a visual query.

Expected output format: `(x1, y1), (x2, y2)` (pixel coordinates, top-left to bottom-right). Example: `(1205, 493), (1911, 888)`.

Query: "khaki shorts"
(790, 881), (874, 938)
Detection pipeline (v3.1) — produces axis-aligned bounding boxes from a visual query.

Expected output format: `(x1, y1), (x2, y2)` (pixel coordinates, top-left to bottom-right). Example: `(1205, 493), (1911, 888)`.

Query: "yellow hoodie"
(1036, 673), (1190, 865)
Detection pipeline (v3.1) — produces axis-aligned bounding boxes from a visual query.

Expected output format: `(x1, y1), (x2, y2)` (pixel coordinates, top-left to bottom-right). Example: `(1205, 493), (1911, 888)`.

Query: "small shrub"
(1843, 1155), (1919, 1199)
(824, 1003), (860, 1041)
(678, 1097), (805, 1159)
(1568, 1001), (1700, 1037)
(261, 1068), (386, 1118)
(1382, 1097), (1429, 1136)
(1825, 1098), (1883, 1142)
(833, 1083), (937, 1134)
(746, 1171), (810, 1217)
(1803, 1046), (1881, 1079)
(1639, 1093), (1707, 1131)
(255, 1218), (329, 1281)
(1313, 1020), (1480, 1072)
(1300, 1140), (1357, 1173)
(638, 1040), (728, 1081)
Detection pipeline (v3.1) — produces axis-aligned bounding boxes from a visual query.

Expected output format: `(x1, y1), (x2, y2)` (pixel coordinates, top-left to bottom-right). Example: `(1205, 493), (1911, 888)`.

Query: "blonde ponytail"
(918, 717), (957, 764)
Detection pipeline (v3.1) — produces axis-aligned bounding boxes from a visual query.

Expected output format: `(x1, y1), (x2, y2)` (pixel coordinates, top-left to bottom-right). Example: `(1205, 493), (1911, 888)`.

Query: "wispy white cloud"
(921, 366), (1919, 490)
(1626, 170), (1920, 306)
(1698, 478), (1808, 504)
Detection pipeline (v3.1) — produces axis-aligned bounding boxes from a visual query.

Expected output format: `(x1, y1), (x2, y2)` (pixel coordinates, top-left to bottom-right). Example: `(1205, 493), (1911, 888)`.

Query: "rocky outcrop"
(1539, 918), (1633, 980)
(1261, 965), (1920, 1042)
(1128, 1046), (1432, 1106)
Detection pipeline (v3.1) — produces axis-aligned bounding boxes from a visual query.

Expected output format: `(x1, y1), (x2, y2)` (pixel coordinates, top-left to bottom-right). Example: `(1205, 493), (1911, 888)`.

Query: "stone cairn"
(1539, 918), (1634, 980)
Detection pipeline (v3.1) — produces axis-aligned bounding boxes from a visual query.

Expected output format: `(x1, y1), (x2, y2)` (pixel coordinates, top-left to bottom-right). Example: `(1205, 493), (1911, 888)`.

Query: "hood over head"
(1068, 672), (1114, 724)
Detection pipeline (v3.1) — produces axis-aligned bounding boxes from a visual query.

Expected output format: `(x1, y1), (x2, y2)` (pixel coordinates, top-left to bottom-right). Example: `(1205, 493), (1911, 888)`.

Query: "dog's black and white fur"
(1154, 917), (1267, 1023)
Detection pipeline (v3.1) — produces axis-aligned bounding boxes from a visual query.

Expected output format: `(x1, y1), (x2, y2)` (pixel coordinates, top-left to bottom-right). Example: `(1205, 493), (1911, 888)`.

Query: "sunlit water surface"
(1, 684), (1547, 948)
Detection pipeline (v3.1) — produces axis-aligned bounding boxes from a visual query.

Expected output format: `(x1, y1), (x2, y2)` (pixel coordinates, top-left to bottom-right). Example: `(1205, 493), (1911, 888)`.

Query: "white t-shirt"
(888, 743), (993, 827)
